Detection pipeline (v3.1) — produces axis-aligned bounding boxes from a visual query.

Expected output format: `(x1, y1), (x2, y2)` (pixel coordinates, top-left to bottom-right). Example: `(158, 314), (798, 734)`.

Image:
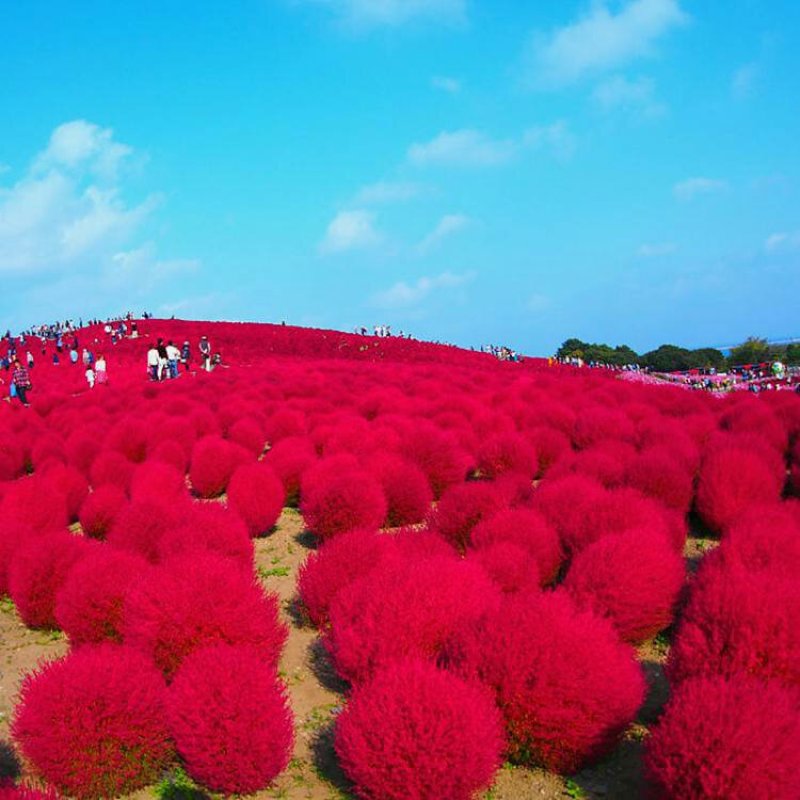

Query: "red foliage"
(0, 786), (59, 800)
(130, 461), (186, 502)
(401, 423), (471, 499)
(55, 548), (150, 645)
(106, 497), (191, 563)
(88, 449), (134, 494)
(645, 675), (800, 800)
(563, 529), (685, 643)
(573, 406), (636, 449)
(335, 659), (504, 800)
(445, 591), (645, 773)
(476, 432), (538, 479)
(470, 508), (563, 585)
(124, 551), (287, 679)
(189, 435), (249, 499)
(696, 445), (784, 534)
(366, 452), (433, 527)
(667, 554), (800, 688)
(263, 436), (317, 505)
(107, 418), (149, 463)
(8, 530), (93, 628)
(326, 556), (500, 684)
(0, 520), (37, 597)
(624, 449), (695, 513)
(11, 645), (173, 799)
(0, 477), (69, 533)
(227, 417), (267, 457)
(429, 481), (509, 550)
(78, 486), (127, 539)
(226, 462), (284, 536)
(468, 541), (539, 594)
(301, 462), (387, 540)
(156, 502), (253, 568)
(167, 644), (294, 793)
(149, 439), (189, 472)
(525, 426), (571, 476)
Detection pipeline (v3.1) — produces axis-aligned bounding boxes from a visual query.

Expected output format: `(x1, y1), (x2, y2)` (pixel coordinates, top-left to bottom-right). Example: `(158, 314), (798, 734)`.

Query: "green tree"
(690, 348), (726, 369)
(640, 344), (694, 372)
(556, 338), (588, 359)
(728, 337), (770, 366)
(785, 342), (800, 365)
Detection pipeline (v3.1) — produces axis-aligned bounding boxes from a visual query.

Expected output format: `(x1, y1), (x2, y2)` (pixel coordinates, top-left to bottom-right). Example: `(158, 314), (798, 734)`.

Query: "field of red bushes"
(1, 318), (799, 800)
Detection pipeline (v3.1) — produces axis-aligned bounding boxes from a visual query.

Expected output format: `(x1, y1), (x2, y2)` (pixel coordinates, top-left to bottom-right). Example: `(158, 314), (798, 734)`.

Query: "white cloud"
(109, 244), (200, 293)
(371, 270), (475, 308)
(637, 242), (677, 257)
(0, 121), (158, 273)
(409, 122), (575, 168)
(732, 62), (759, 100)
(431, 75), (461, 93)
(592, 74), (666, 117)
(355, 181), (424, 205)
(765, 232), (800, 253)
(522, 121), (577, 161)
(409, 129), (516, 167)
(525, 0), (688, 88)
(673, 177), (728, 200)
(418, 214), (470, 253)
(319, 209), (382, 254)
(298, 0), (466, 29)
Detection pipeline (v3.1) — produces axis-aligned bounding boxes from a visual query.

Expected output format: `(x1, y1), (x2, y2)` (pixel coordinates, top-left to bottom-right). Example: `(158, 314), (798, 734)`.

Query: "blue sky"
(1, 0), (799, 354)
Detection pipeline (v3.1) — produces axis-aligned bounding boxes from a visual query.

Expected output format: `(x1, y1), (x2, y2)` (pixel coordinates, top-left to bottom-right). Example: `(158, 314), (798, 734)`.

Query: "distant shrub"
(476, 432), (538, 480)
(11, 645), (173, 799)
(167, 644), (293, 793)
(429, 481), (509, 551)
(401, 424), (471, 499)
(367, 453), (433, 527)
(645, 675), (800, 800)
(336, 659), (504, 800)
(189, 436), (249, 498)
(227, 462), (284, 536)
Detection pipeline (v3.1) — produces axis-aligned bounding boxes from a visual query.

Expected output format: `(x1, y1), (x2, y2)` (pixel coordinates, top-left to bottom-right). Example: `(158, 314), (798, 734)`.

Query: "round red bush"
(263, 436), (317, 505)
(696, 445), (784, 534)
(563, 528), (685, 643)
(106, 497), (191, 563)
(167, 644), (294, 793)
(39, 464), (89, 522)
(227, 462), (284, 536)
(78, 486), (127, 539)
(446, 591), (645, 773)
(645, 674), (800, 800)
(0, 520), (37, 597)
(156, 502), (253, 569)
(301, 463), (387, 541)
(0, 477), (69, 533)
(430, 481), (509, 551)
(11, 645), (173, 799)
(55, 548), (150, 645)
(335, 659), (504, 800)
(625, 449), (695, 513)
(401, 424), (471, 499)
(8, 530), (93, 628)
(367, 453), (433, 527)
(88, 449), (134, 494)
(667, 554), (800, 688)
(149, 439), (190, 472)
(326, 556), (500, 684)
(476, 432), (537, 480)
(130, 461), (186, 502)
(189, 435), (248, 498)
(227, 417), (267, 457)
(124, 551), (287, 679)
(468, 541), (539, 594)
(470, 508), (563, 585)
(0, 785), (59, 800)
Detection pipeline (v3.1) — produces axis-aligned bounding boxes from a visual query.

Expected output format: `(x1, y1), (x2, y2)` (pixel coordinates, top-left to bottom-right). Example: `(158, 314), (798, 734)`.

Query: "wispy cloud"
(0, 120), (159, 274)
(431, 75), (461, 93)
(417, 214), (470, 253)
(637, 242), (677, 257)
(409, 122), (575, 168)
(319, 209), (382, 254)
(297, 0), (466, 30)
(355, 181), (425, 205)
(673, 177), (728, 200)
(592, 75), (666, 117)
(525, 0), (688, 88)
(371, 270), (475, 308)
(765, 231), (800, 254)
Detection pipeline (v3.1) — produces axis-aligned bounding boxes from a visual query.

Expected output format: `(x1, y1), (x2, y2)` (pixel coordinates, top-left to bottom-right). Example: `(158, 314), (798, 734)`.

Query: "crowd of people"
(353, 324), (413, 339)
(145, 334), (222, 381)
(482, 344), (522, 362)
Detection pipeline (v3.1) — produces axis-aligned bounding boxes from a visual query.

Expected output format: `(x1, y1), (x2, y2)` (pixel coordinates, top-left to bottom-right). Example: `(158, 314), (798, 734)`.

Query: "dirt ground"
(0, 510), (715, 800)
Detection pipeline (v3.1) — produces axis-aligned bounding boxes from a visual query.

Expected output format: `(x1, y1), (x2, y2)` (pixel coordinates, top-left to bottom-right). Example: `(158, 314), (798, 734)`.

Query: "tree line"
(556, 337), (800, 372)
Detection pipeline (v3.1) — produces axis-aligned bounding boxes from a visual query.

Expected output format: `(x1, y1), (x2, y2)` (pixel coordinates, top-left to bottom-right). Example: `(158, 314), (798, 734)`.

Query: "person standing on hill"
(166, 340), (181, 379)
(180, 341), (191, 372)
(199, 335), (211, 371)
(147, 344), (160, 381)
(95, 353), (108, 386)
(11, 359), (32, 407)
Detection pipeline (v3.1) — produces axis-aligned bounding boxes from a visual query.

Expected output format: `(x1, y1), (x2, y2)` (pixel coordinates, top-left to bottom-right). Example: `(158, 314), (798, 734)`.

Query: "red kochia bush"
(645, 675), (800, 800)
(189, 435), (248, 498)
(167, 644), (294, 793)
(469, 541), (539, 594)
(721, 504), (800, 578)
(0, 785), (60, 800)
(124, 551), (287, 679)
(0, 520), (37, 596)
(11, 645), (173, 799)
(667, 556), (800, 688)
(624, 449), (695, 513)
(88, 449), (134, 494)
(470, 508), (563, 585)
(430, 481), (509, 551)
(130, 461), (186, 501)
(326, 556), (500, 684)
(156, 502), (253, 569)
(227, 462), (284, 536)
(563, 529), (685, 643)
(227, 417), (267, 457)
(401, 424), (471, 499)
(263, 435), (317, 505)
(367, 453), (433, 527)
(0, 477), (69, 533)
(298, 529), (396, 628)
(106, 497), (191, 563)
(8, 531), (93, 628)
(695, 445), (783, 533)
(55, 549), (150, 645)
(335, 659), (504, 800)
(446, 591), (645, 773)
(39, 464), (89, 522)
(78, 486), (127, 539)
(301, 463), (387, 540)
(476, 432), (537, 479)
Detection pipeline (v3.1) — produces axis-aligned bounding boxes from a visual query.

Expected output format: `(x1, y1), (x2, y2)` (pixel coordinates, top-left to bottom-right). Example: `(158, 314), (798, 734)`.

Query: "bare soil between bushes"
(0, 511), (717, 800)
